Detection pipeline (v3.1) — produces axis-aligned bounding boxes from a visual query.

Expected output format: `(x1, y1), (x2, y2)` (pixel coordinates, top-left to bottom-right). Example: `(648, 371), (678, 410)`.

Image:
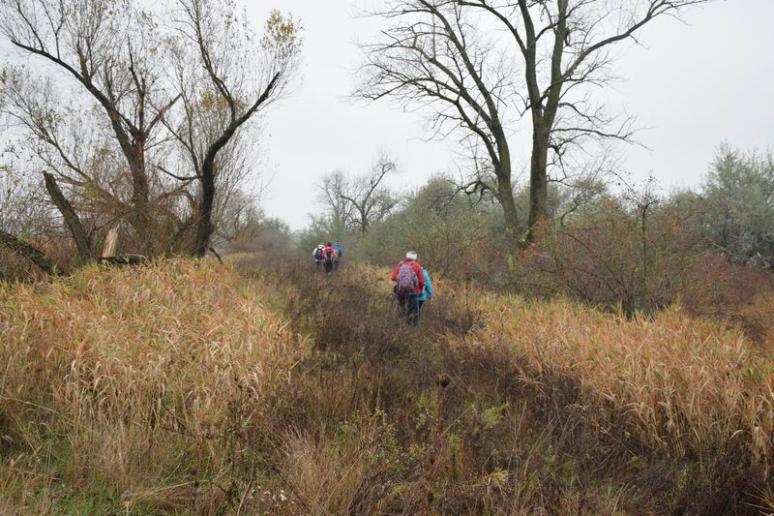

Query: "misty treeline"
(0, 0), (300, 276)
(356, 0), (714, 239)
(306, 145), (774, 319)
(3, 0), (772, 323)
(299, 0), (773, 319)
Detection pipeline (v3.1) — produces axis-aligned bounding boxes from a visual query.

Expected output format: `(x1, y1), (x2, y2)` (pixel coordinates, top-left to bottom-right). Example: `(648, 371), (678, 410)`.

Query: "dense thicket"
(304, 145), (774, 324)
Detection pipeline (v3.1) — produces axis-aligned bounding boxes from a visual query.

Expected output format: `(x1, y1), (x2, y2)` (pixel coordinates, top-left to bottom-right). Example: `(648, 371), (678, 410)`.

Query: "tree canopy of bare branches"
(318, 153), (400, 235)
(359, 1), (522, 236)
(0, 0), (181, 254)
(0, 0), (301, 267)
(167, 0), (301, 256)
(360, 0), (711, 238)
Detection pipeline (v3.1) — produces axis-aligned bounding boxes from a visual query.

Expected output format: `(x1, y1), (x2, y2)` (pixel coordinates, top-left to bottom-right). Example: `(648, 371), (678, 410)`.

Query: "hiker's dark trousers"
(324, 260), (334, 274)
(397, 293), (420, 325)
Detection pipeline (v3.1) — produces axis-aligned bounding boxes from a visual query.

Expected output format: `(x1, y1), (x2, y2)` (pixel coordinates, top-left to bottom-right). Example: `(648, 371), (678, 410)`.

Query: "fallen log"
(0, 230), (63, 276)
(97, 255), (147, 266)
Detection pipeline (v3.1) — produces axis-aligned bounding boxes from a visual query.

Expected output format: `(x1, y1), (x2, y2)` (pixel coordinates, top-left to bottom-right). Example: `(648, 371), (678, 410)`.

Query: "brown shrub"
(512, 203), (721, 319)
(681, 253), (774, 347)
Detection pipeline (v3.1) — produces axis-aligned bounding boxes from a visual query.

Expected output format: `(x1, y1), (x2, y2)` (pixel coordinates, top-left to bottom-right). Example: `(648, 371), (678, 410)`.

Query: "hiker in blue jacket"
(417, 266), (433, 320)
(333, 240), (344, 271)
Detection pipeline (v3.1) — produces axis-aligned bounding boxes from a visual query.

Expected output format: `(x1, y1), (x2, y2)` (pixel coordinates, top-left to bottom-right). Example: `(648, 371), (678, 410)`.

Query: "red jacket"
(390, 259), (425, 294)
(322, 245), (337, 262)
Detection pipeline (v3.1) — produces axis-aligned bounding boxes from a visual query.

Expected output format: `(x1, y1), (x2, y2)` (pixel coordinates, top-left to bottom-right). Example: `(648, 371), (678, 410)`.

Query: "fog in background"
(2, 1), (770, 230)
(247, 0), (773, 229)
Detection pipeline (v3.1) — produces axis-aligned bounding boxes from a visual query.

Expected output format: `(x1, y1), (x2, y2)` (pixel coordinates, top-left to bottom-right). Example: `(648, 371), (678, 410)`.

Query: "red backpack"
(323, 246), (336, 264)
(395, 262), (418, 295)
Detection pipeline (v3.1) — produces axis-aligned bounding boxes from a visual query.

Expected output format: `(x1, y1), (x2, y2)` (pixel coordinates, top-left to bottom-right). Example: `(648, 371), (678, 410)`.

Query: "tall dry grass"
(0, 260), (305, 513)
(241, 255), (773, 514)
(470, 293), (772, 463)
(0, 256), (772, 514)
(462, 293), (773, 512)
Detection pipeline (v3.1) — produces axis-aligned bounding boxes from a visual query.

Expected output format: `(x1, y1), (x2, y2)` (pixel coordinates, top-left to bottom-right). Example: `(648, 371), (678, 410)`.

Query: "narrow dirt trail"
(234, 255), (769, 515)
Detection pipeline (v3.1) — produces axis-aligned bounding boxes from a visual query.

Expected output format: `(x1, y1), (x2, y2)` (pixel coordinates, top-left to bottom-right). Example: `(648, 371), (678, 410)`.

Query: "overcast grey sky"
(2, 1), (769, 230)
(244, 0), (774, 230)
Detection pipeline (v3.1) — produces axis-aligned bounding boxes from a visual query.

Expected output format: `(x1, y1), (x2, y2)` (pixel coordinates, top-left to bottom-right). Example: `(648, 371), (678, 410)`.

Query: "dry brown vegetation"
(0, 257), (771, 514)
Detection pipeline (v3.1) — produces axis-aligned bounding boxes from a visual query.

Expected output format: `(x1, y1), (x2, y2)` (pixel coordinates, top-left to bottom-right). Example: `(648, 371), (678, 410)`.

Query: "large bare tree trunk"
(43, 172), (92, 264)
(193, 162), (216, 257)
(497, 171), (520, 240)
(496, 144), (519, 239)
(188, 73), (282, 257)
(0, 230), (63, 276)
(519, 0), (560, 234)
(126, 143), (153, 254)
(528, 129), (550, 230)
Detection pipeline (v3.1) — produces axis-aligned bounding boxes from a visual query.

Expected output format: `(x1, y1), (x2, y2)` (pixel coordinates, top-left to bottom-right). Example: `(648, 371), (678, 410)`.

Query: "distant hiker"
(312, 244), (324, 271)
(417, 266), (433, 320)
(333, 240), (344, 271)
(390, 251), (425, 325)
(321, 242), (338, 275)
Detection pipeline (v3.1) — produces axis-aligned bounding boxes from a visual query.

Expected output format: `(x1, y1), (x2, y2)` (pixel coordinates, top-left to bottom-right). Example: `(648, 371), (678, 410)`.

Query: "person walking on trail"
(312, 244), (324, 271)
(333, 240), (344, 271)
(417, 266), (433, 320)
(391, 251), (425, 325)
(321, 242), (338, 275)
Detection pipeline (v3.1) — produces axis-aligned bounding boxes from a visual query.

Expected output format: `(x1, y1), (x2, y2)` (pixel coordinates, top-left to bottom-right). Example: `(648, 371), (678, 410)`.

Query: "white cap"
(406, 251), (418, 261)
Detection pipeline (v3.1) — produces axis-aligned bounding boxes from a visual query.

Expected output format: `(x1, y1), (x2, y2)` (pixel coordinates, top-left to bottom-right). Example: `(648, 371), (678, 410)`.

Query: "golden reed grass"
(468, 292), (772, 474)
(1, 260), (304, 513)
(0, 258), (771, 513)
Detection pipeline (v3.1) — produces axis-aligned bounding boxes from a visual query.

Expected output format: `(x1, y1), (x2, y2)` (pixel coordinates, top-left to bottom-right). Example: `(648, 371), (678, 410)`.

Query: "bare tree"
(168, 0), (301, 257)
(361, 0), (710, 237)
(0, 0), (181, 254)
(318, 170), (356, 236)
(359, 1), (522, 237)
(618, 173), (661, 305)
(43, 171), (91, 264)
(318, 153), (400, 234)
(343, 153), (401, 234)
(461, 0), (709, 230)
(2, 68), (188, 258)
